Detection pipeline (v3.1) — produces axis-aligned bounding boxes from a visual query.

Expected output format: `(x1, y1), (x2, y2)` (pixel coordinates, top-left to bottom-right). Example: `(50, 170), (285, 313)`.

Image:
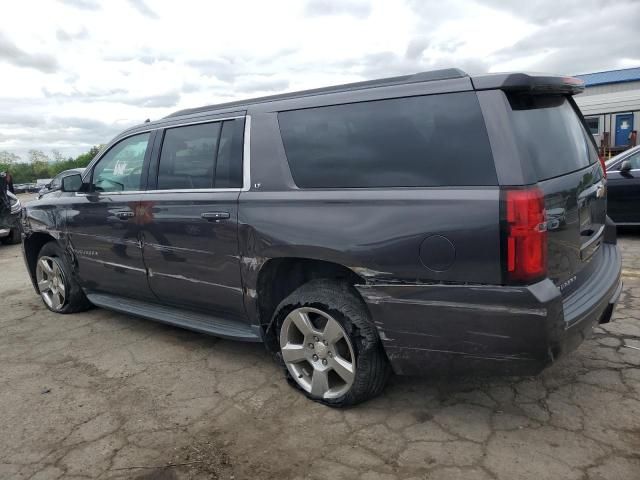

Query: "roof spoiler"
(471, 73), (585, 95)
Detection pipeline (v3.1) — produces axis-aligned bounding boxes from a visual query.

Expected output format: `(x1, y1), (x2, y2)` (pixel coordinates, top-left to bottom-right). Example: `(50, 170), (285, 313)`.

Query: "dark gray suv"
(22, 69), (622, 406)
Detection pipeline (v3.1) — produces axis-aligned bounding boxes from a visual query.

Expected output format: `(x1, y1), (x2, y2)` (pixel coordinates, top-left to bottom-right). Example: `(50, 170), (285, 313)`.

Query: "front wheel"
(36, 241), (92, 314)
(274, 279), (390, 407)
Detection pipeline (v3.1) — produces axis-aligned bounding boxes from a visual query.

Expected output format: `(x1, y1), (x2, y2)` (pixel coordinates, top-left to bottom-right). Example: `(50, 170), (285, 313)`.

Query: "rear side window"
(278, 92), (497, 188)
(157, 119), (243, 190)
(508, 95), (597, 181)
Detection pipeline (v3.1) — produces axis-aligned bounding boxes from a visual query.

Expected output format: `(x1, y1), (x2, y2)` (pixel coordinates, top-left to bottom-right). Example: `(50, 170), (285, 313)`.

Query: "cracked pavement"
(1, 230), (639, 479)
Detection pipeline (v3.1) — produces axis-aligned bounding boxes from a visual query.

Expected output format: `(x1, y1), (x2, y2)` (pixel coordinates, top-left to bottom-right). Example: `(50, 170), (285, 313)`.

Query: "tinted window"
(92, 133), (150, 192)
(215, 120), (244, 188)
(508, 95), (597, 181)
(50, 173), (64, 189)
(158, 123), (220, 189)
(157, 120), (243, 190)
(278, 92), (496, 188)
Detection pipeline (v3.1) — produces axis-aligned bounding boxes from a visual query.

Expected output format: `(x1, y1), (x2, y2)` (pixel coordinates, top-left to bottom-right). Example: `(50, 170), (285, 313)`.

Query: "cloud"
(127, 0), (160, 19)
(304, 0), (371, 18)
(491, 1), (640, 74)
(58, 0), (101, 10)
(41, 87), (181, 108)
(235, 77), (290, 93)
(56, 28), (89, 42)
(0, 33), (58, 73)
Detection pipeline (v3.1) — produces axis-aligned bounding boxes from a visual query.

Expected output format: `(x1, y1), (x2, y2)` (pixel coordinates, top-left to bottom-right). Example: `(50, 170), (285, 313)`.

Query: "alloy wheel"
(36, 256), (67, 311)
(279, 307), (356, 399)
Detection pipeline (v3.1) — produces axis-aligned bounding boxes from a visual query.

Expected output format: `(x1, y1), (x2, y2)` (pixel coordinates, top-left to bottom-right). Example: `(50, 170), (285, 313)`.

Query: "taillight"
(503, 188), (547, 284)
(599, 155), (607, 178)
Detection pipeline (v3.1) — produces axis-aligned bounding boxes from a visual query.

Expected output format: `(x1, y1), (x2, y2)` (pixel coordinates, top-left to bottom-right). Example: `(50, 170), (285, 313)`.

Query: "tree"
(0, 151), (21, 164)
(51, 150), (64, 162)
(28, 150), (51, 179)
(0, 146), (104, 183)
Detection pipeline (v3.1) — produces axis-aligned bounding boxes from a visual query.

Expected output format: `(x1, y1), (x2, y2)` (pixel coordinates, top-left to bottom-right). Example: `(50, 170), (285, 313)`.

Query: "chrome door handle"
(114, 211), (134, 219)
(201, 212), (230, 221)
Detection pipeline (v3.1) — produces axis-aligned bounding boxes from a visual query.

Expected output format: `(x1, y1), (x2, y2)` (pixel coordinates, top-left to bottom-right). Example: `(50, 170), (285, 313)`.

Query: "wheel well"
(23, 233), (56, 285)
(256, 258), (365, 349)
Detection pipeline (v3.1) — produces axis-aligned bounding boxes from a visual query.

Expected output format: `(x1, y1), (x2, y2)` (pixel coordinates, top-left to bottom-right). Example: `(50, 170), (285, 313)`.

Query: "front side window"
(92, 133), (150, 192)
(622, 151), (640, 170)
(277, 92), (496, 188)
(156, 119), (243, 190)
(50, 173), (64, 190)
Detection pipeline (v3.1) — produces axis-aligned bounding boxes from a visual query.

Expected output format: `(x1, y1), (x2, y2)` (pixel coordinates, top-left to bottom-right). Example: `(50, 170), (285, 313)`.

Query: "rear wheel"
(274, 279), (390, 407)
(36, 242), (91, 314)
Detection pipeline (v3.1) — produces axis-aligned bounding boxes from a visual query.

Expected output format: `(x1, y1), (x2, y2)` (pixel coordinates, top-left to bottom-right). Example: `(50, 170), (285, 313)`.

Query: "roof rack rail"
(165, 68), (468, 118)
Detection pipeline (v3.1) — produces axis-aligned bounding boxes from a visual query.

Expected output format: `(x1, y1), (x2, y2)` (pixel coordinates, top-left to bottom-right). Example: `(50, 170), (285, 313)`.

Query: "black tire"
(1, 228), (21, 245)
(36, 241), (92, 314)
(273, 279), (391, 407)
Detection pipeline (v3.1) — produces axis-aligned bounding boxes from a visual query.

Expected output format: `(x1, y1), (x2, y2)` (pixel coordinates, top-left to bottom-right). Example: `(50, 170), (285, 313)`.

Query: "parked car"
(605, 145), (640, 225)
(0, 176), (22, 245)
(37, 168), (85, 199)
(21, 69), (622, 406)
(13, 184), (29, 194)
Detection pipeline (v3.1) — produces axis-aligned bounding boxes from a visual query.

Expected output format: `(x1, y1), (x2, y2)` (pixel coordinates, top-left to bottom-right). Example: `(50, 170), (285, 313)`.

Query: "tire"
(35, 241), (92, 314)
(273, 279), (391, 407)
(1, 228), (21, 245)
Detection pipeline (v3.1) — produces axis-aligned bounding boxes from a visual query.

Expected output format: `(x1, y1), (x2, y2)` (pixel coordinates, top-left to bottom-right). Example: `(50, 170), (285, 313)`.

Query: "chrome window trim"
(242, 115), (251, 192)
(81, 114), (251, 195)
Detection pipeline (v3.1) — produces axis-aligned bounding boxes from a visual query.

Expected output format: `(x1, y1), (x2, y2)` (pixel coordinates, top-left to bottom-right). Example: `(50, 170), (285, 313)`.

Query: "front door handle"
(201, 211), (230, 221)
(114, 210), (134, 219)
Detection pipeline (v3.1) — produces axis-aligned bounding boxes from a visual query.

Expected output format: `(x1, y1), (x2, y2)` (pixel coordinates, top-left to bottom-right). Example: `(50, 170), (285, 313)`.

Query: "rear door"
(141, 117), (247, 321)
(506, 94), (606, 290)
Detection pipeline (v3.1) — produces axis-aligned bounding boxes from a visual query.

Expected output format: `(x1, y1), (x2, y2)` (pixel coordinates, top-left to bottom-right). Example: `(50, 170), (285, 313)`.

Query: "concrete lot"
(1, 221), (640, 479)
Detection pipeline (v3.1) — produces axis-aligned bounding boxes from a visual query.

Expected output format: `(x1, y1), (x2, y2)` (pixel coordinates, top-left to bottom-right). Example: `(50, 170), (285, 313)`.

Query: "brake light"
(599, 155), (607, 178)
(504, 188), (547, 283)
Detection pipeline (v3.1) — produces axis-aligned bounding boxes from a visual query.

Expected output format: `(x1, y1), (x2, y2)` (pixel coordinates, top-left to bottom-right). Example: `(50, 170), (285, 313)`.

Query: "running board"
(87, 293), (262, 342)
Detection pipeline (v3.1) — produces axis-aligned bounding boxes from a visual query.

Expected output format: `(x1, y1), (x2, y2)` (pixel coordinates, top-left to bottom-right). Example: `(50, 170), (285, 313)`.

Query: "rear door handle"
(114, 210), (134, 219)
(201, 211), (230, 221)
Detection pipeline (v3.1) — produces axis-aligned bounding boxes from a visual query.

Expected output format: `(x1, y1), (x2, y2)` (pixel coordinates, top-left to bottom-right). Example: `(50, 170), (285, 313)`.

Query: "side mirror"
(620, 160), (633, 174)
(45, 183), (51, 189)
(61, 173), (84, 192)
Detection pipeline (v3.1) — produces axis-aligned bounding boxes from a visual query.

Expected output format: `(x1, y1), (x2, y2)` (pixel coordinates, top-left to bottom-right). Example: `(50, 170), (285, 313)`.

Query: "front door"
(65, 132), (155, 300)
(141, 118), (247, 321)
(615, 113), (634, 147)
(607, 150), (640, 224)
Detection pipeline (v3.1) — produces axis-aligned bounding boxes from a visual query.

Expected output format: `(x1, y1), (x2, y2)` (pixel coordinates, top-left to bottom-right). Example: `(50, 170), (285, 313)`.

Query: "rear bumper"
(356, 243), (622, 376)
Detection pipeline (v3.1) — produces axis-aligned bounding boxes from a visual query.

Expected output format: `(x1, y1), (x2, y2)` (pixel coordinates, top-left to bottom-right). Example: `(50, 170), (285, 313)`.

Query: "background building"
(574, 67), (640, 156)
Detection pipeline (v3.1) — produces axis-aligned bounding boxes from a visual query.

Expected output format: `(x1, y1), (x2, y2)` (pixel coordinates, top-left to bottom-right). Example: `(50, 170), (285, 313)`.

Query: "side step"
(87, 293), (262, 342)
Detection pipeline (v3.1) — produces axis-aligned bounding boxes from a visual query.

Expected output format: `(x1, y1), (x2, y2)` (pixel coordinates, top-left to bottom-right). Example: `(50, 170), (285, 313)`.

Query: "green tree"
(0, 151), (21, 164)
(0, 145), (103, 184)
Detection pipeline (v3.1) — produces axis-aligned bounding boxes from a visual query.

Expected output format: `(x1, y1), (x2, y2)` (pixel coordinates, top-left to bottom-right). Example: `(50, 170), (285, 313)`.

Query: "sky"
(1, 0), (639, 160)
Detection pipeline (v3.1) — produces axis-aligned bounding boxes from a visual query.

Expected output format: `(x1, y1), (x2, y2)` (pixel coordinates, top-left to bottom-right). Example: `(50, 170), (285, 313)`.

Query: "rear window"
(508, 95), (598, 181)
(278, 92), (497, 188)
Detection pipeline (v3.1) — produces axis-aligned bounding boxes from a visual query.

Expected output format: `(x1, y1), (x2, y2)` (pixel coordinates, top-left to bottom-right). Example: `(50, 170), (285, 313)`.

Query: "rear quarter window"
(508, 95), (598, 181)
(277, 92), (497, 188)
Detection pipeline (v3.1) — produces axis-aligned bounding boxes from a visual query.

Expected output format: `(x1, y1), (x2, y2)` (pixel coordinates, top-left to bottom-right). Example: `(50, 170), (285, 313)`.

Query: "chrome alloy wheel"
(279, 307), (356, 399)
(36, 256), (67, 311)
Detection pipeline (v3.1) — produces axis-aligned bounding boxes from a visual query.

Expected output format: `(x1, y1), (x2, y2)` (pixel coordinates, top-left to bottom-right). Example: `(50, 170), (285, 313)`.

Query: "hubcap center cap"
(315, 342), (328, 359)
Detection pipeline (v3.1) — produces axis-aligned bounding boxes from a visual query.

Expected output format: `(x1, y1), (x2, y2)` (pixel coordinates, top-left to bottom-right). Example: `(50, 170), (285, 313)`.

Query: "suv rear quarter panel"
(239, 111), (503, 327)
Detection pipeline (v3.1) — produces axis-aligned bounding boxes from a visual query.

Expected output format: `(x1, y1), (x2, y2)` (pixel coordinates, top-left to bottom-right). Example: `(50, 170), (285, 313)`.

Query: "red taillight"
(504, 188), (547, 283)
(599, 155), (607, 178)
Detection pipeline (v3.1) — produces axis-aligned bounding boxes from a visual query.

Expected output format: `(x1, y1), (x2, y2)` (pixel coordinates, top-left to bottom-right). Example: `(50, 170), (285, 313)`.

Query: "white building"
(574, 67), (640, 153)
